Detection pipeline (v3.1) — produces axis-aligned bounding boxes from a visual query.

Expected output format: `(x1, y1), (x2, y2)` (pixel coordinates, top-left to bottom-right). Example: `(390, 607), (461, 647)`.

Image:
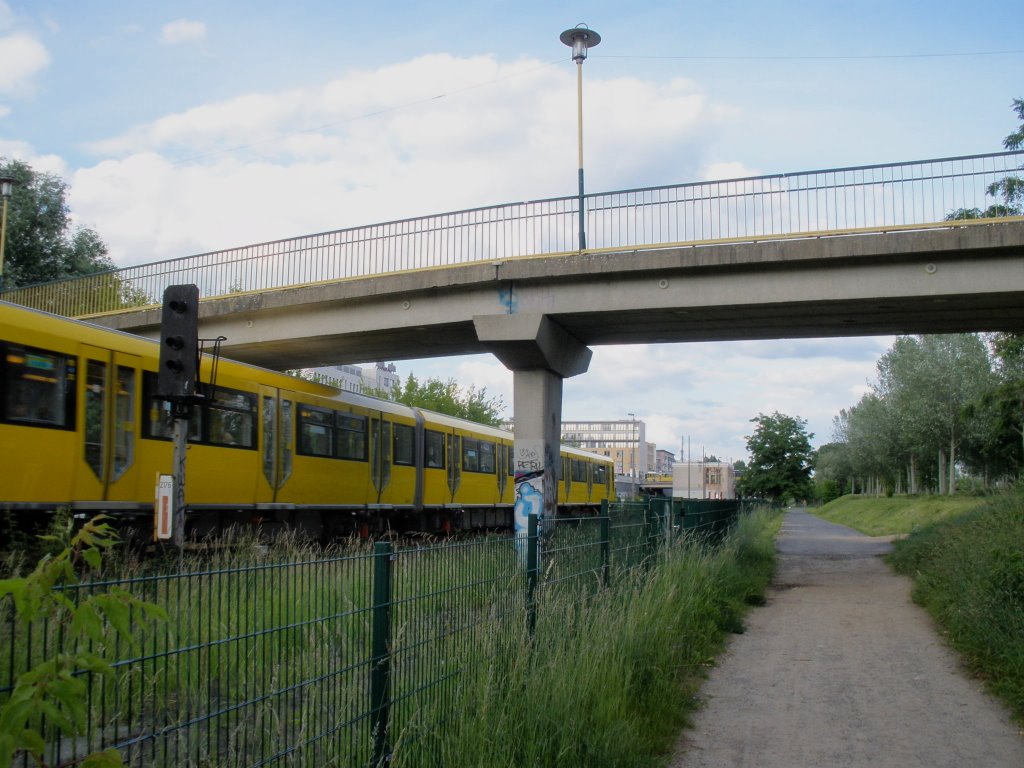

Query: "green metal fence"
(1, 498), (744, 767)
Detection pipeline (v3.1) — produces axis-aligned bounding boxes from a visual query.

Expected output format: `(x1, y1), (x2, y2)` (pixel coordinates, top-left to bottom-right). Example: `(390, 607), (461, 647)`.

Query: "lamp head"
(0, 175), (17, 199)
(560, 25), (601, 63)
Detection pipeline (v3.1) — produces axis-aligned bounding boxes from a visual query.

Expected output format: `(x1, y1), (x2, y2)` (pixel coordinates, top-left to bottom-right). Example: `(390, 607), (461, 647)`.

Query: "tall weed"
(396, 507), (782, 768)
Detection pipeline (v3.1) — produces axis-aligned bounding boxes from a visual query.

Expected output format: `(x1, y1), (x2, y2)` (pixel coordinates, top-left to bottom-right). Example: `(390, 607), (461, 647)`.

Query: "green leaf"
(83, 546), (102, 569)
(83, 747), (125, 767)
(71, 600), (105, 643)
(20, 728), (45, 758)
(0, 734), (15, 768)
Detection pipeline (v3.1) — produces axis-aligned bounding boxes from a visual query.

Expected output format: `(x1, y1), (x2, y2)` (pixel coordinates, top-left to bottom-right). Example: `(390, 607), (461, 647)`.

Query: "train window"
(298, 406), (334, 457)
(207, 389), (256, 448)
(462, 437), (496, 474)
(336, 412), (367, 461)
(593, 464), (607, 485)
(508, 445), (515, 476)
(479, 441), (496, 473)
(84, 361), (106, 479)
(112, 366), (135, 480)
(141, 373), (254, 448)
(280, 399), (293, 484)
(1, 344), (75, 429)
(393, 423), (415, 466)
(263, 396), (276, 486)
(424, 429), (445, 469)
(462, 437), (480, 472)
(572, 459), (588, 483)
(145, 397), (202, 441)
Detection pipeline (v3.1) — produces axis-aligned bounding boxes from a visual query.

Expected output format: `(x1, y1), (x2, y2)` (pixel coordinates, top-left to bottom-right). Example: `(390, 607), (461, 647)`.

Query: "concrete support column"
(507, 369), (564, 536)
(473, 314), (592, 538)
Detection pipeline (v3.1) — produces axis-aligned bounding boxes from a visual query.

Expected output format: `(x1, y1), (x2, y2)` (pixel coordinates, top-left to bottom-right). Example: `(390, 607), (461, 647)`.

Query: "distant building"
(304, 362), (400, 396)
(655, 449), (676, 475)
(503, 418), (653, 477)
(673, 461), (736, 499)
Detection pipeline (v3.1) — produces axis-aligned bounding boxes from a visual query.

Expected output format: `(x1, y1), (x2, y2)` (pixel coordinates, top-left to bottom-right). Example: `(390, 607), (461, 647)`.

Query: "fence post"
(370, 541), (393, 767)
(645, 496), (656, 562)
(600, 499), (610, 588)
(527, 512), (539, 635)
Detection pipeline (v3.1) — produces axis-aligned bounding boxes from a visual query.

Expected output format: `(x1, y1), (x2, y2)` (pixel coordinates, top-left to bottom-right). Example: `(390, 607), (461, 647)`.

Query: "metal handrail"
(2, 150), (1021, 318)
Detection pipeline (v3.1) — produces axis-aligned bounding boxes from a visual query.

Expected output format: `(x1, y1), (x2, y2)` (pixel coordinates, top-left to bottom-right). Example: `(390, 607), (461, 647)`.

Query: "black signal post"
(158, 283), (200, 405)
(157, 283), (200, 547)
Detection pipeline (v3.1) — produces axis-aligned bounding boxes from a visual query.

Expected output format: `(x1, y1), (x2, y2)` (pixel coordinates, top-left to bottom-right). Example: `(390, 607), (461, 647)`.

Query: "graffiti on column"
(513, 440), (545, 538)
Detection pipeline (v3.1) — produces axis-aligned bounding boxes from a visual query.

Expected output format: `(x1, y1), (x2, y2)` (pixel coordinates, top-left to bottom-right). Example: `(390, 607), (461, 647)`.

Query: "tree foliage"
(0, 516), (165, 767)
(824, 334), (1017, 496)
(0, 159), (114, 290)
(986, 97), (1024, 212)
(390, 373), (506, 426)
(737, 412), (814, 502)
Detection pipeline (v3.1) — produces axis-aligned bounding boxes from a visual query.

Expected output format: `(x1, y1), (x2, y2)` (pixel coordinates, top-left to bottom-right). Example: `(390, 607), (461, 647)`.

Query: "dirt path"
(670, 508), (1023, 768)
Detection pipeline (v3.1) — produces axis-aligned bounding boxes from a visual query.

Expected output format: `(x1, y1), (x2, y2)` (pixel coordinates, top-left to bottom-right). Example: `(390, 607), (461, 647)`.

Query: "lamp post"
(0, 174), (17, 292)
(560, 24), (601, 251)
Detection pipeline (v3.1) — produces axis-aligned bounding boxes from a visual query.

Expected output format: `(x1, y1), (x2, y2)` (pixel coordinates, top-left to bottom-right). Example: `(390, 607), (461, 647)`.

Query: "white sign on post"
(155, 474), (175, 540)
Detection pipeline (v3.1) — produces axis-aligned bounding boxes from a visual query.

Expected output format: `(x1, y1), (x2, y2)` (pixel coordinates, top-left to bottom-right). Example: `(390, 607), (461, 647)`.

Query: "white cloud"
(160, 19), (206, 45)
(701, 161), (759, 181)
(0, 137), (65, 173)
(0, 33), (49, 94)
(71, 53), (732, 266)
(60, 52), (891, 463)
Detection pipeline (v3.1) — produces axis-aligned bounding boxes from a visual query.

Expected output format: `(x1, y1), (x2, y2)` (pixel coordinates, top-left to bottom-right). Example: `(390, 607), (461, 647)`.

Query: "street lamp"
(0, 174), (16, 292)
(560, 24), (601, 251)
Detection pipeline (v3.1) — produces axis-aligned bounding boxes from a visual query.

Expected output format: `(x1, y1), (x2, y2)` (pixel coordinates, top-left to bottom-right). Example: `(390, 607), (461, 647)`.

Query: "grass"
(1, 507), (783, 767)
(812, 493), (988, 536)
(887, 491), (1024, 723)
(396, 506), (783, 768)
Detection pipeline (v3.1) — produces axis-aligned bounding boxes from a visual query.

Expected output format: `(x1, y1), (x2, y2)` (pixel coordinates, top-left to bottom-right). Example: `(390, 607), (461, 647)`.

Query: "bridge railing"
(2, 151), (1021, 318)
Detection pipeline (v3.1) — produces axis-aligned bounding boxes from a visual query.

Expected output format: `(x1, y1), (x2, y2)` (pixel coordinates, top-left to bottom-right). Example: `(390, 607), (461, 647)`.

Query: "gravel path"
(670, 508), (1023, 768)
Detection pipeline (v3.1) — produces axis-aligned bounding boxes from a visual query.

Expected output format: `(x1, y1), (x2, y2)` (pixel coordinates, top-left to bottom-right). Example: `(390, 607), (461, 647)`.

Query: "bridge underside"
(93, 220), (1024, 370)
(85, 220), (1024, 528)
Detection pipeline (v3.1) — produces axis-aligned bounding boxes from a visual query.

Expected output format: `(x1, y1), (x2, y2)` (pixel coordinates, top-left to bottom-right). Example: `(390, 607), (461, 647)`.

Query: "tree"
(986, 97), (1024, 212)
(0, 158), (114, 290)
(962, 332), (1024, 479)
(391, 373), (505, 426)
(737, 412), (814, 502)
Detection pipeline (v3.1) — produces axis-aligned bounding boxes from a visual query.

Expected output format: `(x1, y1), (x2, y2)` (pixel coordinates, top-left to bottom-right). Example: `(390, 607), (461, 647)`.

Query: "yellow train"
(0, 301), (615, 538)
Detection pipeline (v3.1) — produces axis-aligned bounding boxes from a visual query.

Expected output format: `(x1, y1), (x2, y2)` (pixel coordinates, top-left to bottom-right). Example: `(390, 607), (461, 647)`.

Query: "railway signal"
(158, 283), (200, 400)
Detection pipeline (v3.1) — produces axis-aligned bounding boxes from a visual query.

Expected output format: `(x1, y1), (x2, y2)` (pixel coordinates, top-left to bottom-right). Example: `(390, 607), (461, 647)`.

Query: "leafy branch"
(0, 516), (166, 767)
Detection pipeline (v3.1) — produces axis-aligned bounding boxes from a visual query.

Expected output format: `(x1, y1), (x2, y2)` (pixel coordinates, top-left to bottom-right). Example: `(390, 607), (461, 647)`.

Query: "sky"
(1, 1), (1021, 464)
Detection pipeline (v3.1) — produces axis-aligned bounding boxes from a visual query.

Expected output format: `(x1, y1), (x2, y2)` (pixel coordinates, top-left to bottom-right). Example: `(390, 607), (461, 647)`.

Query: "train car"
(0, 301), (614, 538)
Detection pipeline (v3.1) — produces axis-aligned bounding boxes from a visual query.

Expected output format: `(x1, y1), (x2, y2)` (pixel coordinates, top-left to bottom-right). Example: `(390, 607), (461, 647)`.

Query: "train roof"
(1, 300), (340, 397)
(2, 301), (612, 464)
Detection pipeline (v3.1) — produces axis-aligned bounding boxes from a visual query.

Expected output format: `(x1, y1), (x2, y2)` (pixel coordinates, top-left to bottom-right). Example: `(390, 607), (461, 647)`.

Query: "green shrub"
(888, 493), (1024, 721)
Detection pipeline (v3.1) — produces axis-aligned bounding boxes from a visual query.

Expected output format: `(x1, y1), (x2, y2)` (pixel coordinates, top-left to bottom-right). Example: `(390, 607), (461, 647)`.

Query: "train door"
(260, 387), (294, 502)
(78, 346), (142, 504)
(369, 415), (392, 503)
(496, 444), (509, 498)
(446, 431), (461, 502)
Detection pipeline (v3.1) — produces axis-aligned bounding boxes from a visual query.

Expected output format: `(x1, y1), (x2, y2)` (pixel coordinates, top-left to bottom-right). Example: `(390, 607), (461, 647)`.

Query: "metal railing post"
(600, 499), (611, 588)
(526, 513), (539, 635)
(370, 541), (393, 767)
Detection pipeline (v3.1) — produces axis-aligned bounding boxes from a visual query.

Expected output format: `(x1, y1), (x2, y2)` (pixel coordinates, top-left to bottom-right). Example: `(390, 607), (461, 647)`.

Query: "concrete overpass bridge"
(4, 151), (1024, 523)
